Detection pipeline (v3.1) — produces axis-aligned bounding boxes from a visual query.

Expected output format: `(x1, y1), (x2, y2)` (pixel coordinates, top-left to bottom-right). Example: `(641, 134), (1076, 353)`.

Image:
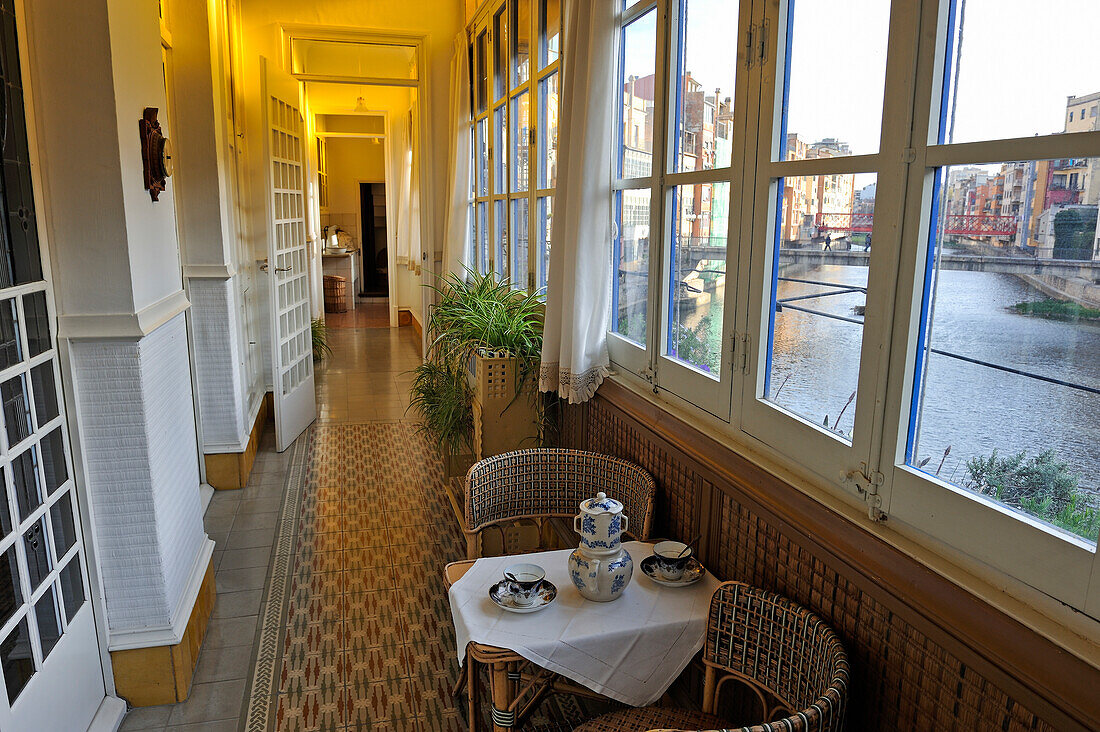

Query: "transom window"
(470, 0), (561, 292)
(608, 0), (1100, 617)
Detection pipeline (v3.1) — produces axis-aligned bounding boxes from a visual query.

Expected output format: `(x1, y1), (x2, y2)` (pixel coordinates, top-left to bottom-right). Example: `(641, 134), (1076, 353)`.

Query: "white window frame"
(606, 0), (1100, 618)
(469, 0), (561, 293)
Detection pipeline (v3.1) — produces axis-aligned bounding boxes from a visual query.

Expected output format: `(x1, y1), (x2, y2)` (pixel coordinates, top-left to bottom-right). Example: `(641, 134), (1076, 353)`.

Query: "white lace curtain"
(391, 109), (420, 268)
(538, 0), (617, 404)
(442, 32), (472, 280)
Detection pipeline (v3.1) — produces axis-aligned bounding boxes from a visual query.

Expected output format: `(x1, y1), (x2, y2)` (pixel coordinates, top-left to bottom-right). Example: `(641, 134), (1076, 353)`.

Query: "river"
(765, 265), (1100, 496)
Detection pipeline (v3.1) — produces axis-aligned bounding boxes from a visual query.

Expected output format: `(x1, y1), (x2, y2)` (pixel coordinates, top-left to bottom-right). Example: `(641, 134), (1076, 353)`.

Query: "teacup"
(503, 563), (545, 606)
(653, 541), (692, 581)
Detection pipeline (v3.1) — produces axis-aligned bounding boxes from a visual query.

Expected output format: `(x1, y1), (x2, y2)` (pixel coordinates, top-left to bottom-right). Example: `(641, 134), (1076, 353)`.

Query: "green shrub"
(964, 449), (1098, 541)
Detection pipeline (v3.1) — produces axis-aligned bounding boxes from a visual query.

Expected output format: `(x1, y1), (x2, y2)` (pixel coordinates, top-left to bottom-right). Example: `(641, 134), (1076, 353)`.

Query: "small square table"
(446, 541), (720, 731)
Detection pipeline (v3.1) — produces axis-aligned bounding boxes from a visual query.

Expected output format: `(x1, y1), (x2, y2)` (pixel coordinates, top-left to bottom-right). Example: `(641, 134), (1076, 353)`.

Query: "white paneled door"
(261, 58), (317, 452)
(0, 3), (107, 729)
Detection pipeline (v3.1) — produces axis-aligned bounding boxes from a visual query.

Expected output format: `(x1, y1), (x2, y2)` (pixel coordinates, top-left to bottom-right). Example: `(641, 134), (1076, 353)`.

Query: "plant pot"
(444, 448), (475, 479)
(469, 352), (540, 459)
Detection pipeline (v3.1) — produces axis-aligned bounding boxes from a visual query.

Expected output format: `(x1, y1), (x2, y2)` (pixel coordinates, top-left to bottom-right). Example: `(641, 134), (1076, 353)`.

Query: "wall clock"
(138, 107), (174, 201)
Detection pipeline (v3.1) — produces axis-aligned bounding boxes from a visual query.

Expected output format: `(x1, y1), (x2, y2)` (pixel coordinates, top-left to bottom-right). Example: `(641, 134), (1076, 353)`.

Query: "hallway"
(119, 323), (590, 731)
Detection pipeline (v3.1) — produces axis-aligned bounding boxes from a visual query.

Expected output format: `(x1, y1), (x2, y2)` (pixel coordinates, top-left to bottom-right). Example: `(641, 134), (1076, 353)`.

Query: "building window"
(469, 0), (561, 292)
(608, 0), (1100, 616)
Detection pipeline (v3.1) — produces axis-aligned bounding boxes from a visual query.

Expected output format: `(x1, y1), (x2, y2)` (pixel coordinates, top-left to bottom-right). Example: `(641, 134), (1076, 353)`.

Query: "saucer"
(488, 579), (557, 613)
(640, 555), (706, 587)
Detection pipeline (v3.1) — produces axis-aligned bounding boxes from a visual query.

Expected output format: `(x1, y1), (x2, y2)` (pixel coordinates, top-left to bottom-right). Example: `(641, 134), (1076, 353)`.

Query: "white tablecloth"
(448, 541), (721, 706)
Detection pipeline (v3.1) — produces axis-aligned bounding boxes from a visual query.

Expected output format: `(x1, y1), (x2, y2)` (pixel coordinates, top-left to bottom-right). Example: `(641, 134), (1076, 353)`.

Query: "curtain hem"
(538, 361), (612, 404)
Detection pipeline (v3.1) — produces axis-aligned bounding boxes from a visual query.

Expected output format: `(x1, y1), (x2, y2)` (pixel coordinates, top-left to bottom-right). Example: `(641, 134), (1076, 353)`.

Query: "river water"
(768, 266), (1100, 496)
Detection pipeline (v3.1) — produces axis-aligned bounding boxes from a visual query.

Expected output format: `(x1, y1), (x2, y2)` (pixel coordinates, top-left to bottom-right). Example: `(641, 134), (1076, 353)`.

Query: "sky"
(623, 0), (1100, 153)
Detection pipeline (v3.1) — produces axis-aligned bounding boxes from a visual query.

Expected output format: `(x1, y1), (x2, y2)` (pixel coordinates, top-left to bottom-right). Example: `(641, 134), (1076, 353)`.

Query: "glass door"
(0, 3), (106, 728)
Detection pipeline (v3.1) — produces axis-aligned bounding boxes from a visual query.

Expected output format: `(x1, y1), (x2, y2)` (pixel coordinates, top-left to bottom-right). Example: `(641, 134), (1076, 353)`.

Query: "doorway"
(359, 181), (388, 298)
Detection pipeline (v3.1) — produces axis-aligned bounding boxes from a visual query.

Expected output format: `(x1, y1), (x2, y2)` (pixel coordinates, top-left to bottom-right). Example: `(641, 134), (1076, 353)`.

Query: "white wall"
(24, 0), (211, 648)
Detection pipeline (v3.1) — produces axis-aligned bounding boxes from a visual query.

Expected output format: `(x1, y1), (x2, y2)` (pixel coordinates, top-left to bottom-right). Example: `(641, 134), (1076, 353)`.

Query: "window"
(469, 0), (562, 292)
(608, 0), (1100, 617)
(609, 0), (746, 413)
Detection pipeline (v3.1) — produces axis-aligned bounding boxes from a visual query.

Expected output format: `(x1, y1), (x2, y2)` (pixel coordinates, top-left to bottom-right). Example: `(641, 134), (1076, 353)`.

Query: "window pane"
(909, 160), (1100, 543)
(2, 373), (32, 447)
(34, 584), (62, 659)
(511, 0), (530, 87)
(672, 0), (737, 173)
(620, 8), (657, 179)
(780, 0), (890, 160)
(0, 299), (20, 370)
(24, 517), (51, 591)
(493, 200), (508, 280)
(1, 618), (34, 705)
(41, 427), (67, 495)
(539, 0), (560, 68)
(667, 182), (728, 374)
(511, 92), (530, 192)
(612, 189), (651, 346)
(476, 118), (488, 197)
(940, 1), (1100, 144)
(537, 195), (552, 291)
(30, 362), (58, 428)
(493, 7), (507, 101)
(476, 29), (488, 113)
(493, 105), (508, 195)
(476, 201), (489, 273)
(12, 447), (40, 521)
(50, 491), (77, 557)
(764, 173), (875, 439)
(511, 197), (529, 289)
(59, 559), (84, 622)
(538, 72), (559, 189)
(0, 545), (21, 627)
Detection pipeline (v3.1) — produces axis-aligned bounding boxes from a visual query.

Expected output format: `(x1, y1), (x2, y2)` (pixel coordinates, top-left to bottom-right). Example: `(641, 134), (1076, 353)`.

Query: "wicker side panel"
(560, 398), (1060, 732)
(578, 399), (699, 542)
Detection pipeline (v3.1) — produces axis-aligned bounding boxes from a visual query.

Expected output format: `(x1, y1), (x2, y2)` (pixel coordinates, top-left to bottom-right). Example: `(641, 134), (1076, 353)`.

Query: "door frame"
(281, 24), (435, 349)
(13, 0), (120, 714)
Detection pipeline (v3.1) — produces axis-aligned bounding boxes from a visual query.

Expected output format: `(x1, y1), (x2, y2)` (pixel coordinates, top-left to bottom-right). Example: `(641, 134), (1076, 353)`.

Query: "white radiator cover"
(70, 313), (206, 639)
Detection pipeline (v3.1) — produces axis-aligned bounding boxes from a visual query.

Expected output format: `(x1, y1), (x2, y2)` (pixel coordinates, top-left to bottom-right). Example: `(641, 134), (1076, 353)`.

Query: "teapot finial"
(596, 492), (606, 500)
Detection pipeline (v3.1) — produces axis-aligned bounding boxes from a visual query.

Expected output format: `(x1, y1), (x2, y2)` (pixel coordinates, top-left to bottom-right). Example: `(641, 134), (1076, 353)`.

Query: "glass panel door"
(0, 4), (106, 728)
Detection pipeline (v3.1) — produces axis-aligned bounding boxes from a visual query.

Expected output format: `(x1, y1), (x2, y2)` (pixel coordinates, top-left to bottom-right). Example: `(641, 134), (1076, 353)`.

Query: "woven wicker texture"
(573, 707), (726, 732)
(560, 398), (1061, 732)
(464, 448), (656, 540)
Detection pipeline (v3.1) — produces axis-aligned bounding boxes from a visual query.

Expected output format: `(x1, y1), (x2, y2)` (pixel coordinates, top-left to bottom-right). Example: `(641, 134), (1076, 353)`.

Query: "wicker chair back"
(464, 448), (656, 549)
(702, 581), (850, 732)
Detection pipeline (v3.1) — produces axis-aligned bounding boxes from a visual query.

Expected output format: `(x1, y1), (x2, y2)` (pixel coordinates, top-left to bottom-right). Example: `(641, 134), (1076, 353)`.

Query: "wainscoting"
(559, 379), (1099, 731)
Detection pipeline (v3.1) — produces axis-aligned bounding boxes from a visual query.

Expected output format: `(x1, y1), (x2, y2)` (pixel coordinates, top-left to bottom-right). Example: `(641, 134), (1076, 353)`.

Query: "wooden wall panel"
(559, 382), (1099, 731)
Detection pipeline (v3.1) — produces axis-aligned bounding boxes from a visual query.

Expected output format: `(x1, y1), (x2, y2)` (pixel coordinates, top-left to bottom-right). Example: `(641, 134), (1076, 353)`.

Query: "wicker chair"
(574, 581), (850, 732)
(463, 448), (656, 559)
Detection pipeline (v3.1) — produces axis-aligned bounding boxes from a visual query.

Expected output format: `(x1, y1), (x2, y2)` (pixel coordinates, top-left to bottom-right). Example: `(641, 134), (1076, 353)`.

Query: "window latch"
(640, 364), (659, 394)
(745, 24), (756, 69)
(840, 463), (886, 522)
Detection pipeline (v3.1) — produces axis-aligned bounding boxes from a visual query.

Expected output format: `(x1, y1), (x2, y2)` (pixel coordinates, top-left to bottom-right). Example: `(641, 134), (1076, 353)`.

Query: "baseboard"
(203, 392), (273, 490)
(86, 695), (127, 732)
(109, 549), (216, 706)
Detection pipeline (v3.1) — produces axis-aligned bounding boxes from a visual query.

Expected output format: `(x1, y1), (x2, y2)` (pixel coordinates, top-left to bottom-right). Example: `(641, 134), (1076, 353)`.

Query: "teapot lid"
(580, 492), (623, 514)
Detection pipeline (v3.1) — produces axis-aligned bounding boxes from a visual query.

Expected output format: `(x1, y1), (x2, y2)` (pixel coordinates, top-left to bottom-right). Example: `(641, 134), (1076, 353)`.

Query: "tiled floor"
(118, 325), (423, 731)
(120, 322), (585, 731)
(324, 300), (392, 330)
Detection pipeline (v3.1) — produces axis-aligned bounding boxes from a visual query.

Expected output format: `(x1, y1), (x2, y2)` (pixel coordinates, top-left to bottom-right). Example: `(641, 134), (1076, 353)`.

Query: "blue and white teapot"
(568, 492), (633, 602)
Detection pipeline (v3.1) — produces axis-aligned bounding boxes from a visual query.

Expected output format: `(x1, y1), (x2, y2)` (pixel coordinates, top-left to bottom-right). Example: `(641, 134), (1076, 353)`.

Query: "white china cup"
(503, 563), (545, 606)
(653, 541), (692, 581)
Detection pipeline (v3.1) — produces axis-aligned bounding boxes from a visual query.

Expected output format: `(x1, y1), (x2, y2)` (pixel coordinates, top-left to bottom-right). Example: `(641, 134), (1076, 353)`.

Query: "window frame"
(607, 0), (1100, 619)
(469, 0), (561, 293)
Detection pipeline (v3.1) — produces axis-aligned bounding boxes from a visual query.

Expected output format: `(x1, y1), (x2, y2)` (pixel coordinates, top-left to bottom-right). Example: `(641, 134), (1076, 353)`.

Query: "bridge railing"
(813, 212), (1017, 238)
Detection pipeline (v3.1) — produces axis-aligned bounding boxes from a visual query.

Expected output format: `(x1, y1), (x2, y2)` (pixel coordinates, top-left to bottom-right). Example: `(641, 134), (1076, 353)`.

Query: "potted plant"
(312, 317), (332, 361)
(409, 269), (544, 475)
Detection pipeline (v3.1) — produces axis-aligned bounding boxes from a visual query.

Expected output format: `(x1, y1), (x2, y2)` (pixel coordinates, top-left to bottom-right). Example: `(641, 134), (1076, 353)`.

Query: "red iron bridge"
(815, 212), (1018, 237)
